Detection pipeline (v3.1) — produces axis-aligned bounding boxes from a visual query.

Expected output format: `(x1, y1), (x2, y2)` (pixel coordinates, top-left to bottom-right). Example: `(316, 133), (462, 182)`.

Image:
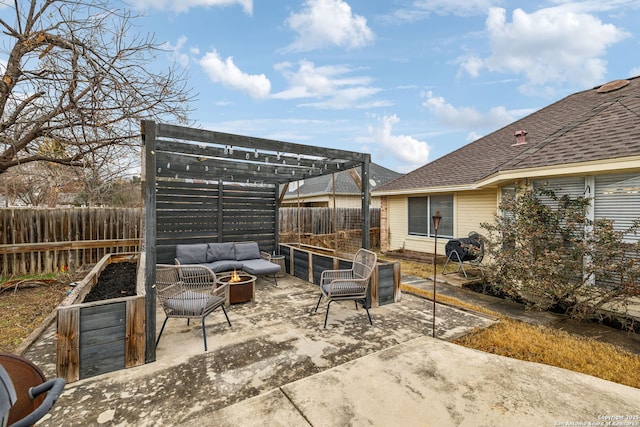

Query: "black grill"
(442, 232), (484, 279)
(444, 236), (483, 262)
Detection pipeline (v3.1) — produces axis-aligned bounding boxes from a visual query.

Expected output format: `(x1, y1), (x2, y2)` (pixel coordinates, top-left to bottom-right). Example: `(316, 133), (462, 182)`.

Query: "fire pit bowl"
(216, 271), (256, 304)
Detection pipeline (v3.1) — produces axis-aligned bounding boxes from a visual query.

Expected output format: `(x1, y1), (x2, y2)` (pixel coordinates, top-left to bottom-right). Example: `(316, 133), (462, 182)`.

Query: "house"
(281, 162), (402, 208)
(373, 77), (640, 255)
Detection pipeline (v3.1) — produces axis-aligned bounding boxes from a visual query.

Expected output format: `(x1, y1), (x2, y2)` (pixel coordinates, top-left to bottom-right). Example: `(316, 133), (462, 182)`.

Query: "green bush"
(481, 187), (640, 320)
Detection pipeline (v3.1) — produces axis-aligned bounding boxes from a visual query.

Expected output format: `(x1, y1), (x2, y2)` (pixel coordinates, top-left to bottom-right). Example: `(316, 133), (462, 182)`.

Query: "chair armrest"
(212, 281), (228, 298)
(260, 251), (271, 261)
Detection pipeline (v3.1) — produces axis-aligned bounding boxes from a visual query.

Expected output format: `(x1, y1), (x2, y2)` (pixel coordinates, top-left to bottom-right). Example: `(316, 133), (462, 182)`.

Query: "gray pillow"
(234, 242), (261, 261)
(176, 243), (208, 264)
(207, 242), (235, 262)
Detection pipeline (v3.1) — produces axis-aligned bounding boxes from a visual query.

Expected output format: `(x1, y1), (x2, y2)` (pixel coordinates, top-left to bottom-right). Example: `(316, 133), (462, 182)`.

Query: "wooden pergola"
(141, 121), (372, 362)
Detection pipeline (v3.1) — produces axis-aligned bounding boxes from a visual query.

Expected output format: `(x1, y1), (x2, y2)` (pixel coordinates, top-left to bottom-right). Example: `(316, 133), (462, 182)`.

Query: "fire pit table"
(216, 271), (257, 304)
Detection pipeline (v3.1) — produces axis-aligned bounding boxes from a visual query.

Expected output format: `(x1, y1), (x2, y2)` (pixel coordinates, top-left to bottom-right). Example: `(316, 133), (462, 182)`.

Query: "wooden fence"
(0, 206), (379, 276)
(279, 207), (379, 234)
(0, 208), (141, 276)
(279, 207), (380, 253)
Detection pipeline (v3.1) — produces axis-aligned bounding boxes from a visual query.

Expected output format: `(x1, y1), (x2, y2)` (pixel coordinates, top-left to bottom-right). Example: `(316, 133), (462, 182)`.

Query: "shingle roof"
(376, 77), (640, 193)
(282, 162), (402, 198)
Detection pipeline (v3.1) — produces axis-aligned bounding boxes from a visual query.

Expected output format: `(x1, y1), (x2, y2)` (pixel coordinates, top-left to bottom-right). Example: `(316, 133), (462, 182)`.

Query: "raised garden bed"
(280, 243), (401, 307)
(56, 252), (146, 383)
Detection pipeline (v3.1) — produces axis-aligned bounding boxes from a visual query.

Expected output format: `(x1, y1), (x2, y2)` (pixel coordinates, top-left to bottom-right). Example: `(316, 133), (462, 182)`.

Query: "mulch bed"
(83, 262), (137, 302)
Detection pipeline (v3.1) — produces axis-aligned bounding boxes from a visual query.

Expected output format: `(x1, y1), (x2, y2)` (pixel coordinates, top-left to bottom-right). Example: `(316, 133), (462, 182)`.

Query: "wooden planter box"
(56, 252), (146, 383)
(279, 244), (401, 307)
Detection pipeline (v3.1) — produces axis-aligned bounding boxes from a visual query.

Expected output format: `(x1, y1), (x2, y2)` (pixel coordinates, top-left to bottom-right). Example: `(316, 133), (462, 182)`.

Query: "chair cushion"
(322, 282), (366, 297)
(241, 259), (280, 275)
(234, 242), (261, 261)
(165, 290), (224, 315)
(202, 260), (244, 273)
(207, 242), (236, 262)
(176, 244), (208, 264)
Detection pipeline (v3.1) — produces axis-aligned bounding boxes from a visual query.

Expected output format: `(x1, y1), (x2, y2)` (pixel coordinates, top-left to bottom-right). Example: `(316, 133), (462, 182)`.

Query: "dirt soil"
(83, 262), (137, 302)
(1, 262), (137, 354)
(0, 278), (70, 353)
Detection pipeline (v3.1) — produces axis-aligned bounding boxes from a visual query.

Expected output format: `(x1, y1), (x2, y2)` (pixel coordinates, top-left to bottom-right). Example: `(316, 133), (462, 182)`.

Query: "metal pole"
(432, 211), (441, 338)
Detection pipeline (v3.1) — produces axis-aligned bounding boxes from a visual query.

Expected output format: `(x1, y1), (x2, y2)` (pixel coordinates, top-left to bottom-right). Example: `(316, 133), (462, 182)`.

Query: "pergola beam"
(155, 139), (363, 184)
(153, 122), (368, 164)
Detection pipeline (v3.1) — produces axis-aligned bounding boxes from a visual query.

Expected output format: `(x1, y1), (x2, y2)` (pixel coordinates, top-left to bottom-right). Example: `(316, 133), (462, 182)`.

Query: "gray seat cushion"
(321, 282), (366, 297)
(202, 260), (244, 273)
(165, 290), (224, 315)
(241, 259), (280, 275)
(207, 242), (236, 262)
(176, 243), (208, 264)
(234, 242), (261, 261)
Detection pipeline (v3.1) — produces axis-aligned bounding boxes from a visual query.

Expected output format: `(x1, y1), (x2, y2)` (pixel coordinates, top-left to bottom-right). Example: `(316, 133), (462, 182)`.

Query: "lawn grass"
(393, 257), (640, 390)
(454, 318), (640, 389)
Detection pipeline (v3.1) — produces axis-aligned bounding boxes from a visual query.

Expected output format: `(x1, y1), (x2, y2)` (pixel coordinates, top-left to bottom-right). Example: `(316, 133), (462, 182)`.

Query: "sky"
(86, 1), (640, 173)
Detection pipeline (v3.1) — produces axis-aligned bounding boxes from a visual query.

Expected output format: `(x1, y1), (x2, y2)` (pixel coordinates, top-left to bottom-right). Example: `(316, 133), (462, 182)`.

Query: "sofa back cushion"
(207, 242), (236, 262)
(176, 243), (208, 264)
(234, 242), (261, 261)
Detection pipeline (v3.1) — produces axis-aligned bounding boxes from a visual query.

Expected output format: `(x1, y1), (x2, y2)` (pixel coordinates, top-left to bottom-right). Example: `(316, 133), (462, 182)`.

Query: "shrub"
(481, 187), (640, 321)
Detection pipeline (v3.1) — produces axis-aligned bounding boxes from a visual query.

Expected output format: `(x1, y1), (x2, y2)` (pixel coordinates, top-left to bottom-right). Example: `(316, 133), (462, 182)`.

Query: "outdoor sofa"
(174, 241), (281, 284)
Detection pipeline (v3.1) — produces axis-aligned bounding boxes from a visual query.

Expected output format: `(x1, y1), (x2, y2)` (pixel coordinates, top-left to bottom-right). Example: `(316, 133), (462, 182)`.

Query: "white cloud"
(415, 0), (502, 17)
(629, 66), (640, 78)
(466, 131), (483, 142)
(132, 0), (252, 13)
(161, 36), (192, 68)
(272, 60), (387, 109)
(283, 0), (374, 52)
(199, 50), (271, 99)
(385, 0), (503, 23)
(460, 7), (630, 92)
(422, 91), (517, 131)
(368, 114), (430, 172)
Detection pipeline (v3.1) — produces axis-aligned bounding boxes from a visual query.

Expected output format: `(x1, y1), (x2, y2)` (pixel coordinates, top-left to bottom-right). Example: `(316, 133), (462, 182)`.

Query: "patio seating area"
(21, 273), (640, 426)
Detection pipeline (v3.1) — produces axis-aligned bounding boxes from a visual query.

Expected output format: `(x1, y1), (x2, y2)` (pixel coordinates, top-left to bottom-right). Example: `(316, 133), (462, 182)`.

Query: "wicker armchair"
(155, 264), (231, 351)
(313, 248), (377, 328)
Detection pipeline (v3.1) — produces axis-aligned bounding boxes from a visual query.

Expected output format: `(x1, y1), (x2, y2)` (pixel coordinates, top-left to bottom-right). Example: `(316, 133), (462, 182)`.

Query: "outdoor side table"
(271, 255), (286, 277)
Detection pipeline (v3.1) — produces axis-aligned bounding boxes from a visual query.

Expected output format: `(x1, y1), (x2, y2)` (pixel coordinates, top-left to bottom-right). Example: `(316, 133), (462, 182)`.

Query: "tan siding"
(387, 196), (406, 250)
(282, 195), (382, 208)
(456, 190), (498, 236)
(384, 190), (498, 255)
(334, 196), (382, 209)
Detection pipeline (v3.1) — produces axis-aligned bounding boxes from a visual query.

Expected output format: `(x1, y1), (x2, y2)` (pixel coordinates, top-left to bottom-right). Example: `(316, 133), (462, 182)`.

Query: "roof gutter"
(372, 184), (477, 197)
(373, 156), (640, 196)
(476, 156), (640, 188)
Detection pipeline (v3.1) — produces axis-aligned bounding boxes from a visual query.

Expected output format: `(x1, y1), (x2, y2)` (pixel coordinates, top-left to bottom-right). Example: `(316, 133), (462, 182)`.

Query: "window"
(408, 195), (453, 238)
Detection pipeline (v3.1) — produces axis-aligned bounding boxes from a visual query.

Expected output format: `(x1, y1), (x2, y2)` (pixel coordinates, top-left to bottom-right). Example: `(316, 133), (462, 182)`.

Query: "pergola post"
(274, 185), (280, 253)
(361, 156), (371, 249)
(141, 120), (157, 363)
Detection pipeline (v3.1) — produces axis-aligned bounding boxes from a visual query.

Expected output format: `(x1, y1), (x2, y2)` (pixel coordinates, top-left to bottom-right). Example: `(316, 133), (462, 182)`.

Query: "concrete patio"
(22, 274), (640, 426)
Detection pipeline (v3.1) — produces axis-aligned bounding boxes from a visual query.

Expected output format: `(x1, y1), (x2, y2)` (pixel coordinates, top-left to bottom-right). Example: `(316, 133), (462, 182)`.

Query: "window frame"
(407, 194), (454, 238)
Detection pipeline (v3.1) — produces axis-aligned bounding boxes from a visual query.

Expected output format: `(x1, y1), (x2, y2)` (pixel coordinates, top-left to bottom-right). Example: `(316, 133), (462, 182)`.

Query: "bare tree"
(0, 0), (193, 176)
